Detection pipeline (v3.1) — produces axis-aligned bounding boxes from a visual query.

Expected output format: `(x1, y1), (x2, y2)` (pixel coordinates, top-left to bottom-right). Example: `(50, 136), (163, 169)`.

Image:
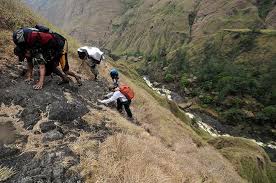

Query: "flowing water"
(143, 76), (276, 161)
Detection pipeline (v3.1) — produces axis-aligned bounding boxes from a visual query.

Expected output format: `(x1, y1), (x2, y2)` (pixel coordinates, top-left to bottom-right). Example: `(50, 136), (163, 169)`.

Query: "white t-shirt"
(100, 91), (128, 104)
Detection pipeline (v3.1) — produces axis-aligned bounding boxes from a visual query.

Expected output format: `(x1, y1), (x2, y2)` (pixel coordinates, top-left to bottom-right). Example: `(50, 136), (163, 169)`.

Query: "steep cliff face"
(23, 0), (122, 45)
(106, 0), (276, 54)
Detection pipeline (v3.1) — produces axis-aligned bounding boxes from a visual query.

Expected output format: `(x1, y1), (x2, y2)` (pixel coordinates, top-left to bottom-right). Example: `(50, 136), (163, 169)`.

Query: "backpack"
(119, 84), (134, 100)
(13, 25), (66, 51)
(13, 28), (38, 46)
(77, 46), (104, 64)
(35, 24), (67, 50)
(35, 25), (51, 33)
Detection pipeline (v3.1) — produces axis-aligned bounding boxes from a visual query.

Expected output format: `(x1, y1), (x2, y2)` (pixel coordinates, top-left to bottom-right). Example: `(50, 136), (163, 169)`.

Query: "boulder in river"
(178, 102), (193, 110)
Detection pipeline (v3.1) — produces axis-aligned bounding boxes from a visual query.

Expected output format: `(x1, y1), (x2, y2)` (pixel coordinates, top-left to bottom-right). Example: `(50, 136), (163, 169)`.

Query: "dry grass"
(103, 60), (203, 146)
(72, 61), (246, 183)
(0, 166), (15, 182)
(70, 133), (99, 181)
(0, 0), (37, 30)
(95, 134), (187, 183)
(209, 137), (276, 183)
(82, 107), (146, 136)
(0, 30), (18, 72)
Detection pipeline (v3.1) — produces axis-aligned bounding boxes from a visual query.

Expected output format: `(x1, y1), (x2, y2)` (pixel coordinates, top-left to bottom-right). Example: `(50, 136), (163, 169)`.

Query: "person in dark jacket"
(13, 27), (70, 89)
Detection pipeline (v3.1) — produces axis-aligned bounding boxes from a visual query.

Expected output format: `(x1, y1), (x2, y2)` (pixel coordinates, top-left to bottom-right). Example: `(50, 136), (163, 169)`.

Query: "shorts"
(59, 42), (69, 72)
(31, 52), (47, 65)
(59, 53), (69, 72)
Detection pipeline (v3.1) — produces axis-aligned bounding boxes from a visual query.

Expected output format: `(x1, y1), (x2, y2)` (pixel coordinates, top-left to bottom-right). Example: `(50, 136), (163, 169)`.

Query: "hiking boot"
(128, 117), (140, 125)
(128, 117), (134, 122)
(76, 76), (82, 86)
(58, 79), (69, 85)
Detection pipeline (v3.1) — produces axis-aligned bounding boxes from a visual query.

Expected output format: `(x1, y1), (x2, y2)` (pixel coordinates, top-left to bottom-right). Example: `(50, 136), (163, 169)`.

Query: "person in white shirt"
(78, 46), (104, 80)
(98, 86), (133, 119)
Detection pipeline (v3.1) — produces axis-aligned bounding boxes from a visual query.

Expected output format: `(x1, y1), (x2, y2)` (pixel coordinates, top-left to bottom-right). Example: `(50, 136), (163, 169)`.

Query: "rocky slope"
(0, 66), (109, 182)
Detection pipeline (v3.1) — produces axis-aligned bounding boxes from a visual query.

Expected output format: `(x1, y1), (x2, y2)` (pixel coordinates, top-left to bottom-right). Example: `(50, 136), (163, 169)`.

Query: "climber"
(98, 85), (134, 119)
(77, 46), (104, 80)
(110, 68), (119, 87)
(12, 26), (74, 89)
(57, 40), (82, 86)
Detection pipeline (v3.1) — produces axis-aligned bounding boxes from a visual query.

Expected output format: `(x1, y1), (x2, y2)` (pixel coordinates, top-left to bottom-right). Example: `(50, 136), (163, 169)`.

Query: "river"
(143, 76), (276, 161)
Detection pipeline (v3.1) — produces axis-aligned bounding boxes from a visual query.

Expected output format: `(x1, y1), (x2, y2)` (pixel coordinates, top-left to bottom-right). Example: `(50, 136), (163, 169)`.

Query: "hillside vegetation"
(104, 0), (276, 136)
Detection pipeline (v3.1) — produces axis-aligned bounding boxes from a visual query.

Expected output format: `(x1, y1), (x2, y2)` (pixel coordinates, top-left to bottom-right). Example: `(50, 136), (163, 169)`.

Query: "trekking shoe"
(25, 78), (34, 85)
(128, 117), (134, 122)
(128, 117), (140, 125)
(58, 79), (69, 85)
(76, 76), (82, 86)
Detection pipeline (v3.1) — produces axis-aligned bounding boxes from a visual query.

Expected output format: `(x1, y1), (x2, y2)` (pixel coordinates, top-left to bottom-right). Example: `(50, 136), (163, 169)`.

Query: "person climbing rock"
(98, 85), (134, 120)
(77, 46), (104, 80)
(13, 26), (71, 89)
(110, 68), (119, 87)
(58, 40), (82, 86)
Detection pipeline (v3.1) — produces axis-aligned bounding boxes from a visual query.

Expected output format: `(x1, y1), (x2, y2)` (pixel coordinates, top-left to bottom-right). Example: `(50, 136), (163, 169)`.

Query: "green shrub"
(121, 0), (140, 13)
(164, 73), (174, 83)
(221, 108), (247, 125)
(180, 74), (189, 89)
(256, 0), (275, 19)
(126, 51), (143, 57)
(200, 95), (214, 105)
(263, 106), (276, 123)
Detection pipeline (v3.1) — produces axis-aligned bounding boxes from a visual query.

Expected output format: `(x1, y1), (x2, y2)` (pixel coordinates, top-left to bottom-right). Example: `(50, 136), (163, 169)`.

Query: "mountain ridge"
(23, 0), (122, 45)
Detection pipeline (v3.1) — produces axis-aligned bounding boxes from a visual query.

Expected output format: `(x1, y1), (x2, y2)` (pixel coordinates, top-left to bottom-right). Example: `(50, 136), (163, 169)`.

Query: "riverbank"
(143, 76), (276, 162)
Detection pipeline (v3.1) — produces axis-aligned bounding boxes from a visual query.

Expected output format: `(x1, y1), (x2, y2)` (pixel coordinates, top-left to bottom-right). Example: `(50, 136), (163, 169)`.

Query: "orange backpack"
(119, 84), (134, 100)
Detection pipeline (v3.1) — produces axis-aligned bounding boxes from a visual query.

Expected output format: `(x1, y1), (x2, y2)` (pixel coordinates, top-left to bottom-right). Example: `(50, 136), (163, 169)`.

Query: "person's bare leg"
(65, 71), (82, 86)
(53, 67), (70, 85)
(33, 64), (46, 90)
(25, 61), (34, 83)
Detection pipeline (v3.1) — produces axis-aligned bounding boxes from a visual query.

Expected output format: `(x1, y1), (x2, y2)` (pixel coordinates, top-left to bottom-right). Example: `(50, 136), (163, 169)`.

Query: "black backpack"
(35, 25), (67, 51)
(13, 25), (67, 48)
(35, 25), (51, 33)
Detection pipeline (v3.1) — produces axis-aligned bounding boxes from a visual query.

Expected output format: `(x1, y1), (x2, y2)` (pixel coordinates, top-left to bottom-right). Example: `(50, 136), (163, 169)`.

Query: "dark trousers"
(117, 99), (132, 118)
